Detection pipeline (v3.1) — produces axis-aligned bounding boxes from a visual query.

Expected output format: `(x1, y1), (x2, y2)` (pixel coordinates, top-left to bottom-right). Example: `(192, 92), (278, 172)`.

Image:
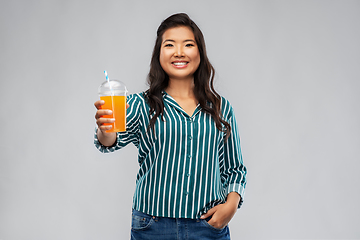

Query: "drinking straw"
(104, 70), (113, 95)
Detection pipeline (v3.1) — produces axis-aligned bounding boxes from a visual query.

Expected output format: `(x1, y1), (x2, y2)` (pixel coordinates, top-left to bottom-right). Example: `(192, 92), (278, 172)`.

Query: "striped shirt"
(94, 91), (247, 219)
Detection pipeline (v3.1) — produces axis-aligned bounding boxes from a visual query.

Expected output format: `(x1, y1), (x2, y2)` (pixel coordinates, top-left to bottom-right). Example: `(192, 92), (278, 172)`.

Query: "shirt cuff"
(94, 128), (118, 153)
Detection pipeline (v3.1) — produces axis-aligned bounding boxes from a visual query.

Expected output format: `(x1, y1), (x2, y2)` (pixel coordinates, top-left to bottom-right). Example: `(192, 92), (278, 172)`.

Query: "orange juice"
(100, 95), (126, 132)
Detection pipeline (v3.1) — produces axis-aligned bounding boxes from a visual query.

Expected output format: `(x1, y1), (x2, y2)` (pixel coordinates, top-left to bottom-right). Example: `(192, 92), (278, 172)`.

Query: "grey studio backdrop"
(0, 0), (359, 239)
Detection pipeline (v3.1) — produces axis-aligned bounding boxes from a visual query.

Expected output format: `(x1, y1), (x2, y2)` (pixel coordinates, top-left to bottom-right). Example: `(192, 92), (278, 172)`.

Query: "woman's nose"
(174, 46), (184, 57)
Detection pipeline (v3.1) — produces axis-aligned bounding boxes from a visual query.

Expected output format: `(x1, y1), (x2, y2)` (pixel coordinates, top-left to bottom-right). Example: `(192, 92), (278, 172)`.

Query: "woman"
(94, 13), (247, 240)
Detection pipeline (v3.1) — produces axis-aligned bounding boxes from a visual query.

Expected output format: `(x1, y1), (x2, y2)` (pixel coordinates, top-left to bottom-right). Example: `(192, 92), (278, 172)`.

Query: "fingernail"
(107, 110), (113, 115)
(110, 118), (115, 122)
(200, 215), (205, 219)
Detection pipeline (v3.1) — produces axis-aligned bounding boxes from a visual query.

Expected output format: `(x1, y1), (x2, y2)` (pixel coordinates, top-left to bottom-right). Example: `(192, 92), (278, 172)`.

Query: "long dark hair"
(144, 13), (231, 140)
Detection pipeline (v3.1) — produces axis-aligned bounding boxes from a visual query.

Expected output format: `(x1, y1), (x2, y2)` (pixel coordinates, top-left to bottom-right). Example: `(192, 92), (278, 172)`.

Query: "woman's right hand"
(94, 100), (129, 146)
(94, 100), (116, 134)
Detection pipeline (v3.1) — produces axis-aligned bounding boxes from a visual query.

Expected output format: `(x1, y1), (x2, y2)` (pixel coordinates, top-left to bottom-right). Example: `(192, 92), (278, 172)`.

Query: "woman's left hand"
(200, 192), (240, 229)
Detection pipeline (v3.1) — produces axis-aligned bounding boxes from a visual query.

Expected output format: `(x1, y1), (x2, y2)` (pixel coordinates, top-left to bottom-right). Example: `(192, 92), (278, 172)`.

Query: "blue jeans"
(130, 209), (231, 240)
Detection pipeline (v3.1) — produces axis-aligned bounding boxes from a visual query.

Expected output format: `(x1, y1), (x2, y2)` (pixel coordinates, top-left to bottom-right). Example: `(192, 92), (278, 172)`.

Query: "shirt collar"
(162, 90), (201, 118)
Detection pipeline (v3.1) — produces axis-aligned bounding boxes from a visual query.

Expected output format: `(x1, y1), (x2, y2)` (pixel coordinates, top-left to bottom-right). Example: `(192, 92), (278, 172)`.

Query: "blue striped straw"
(104, 70), (113, 95)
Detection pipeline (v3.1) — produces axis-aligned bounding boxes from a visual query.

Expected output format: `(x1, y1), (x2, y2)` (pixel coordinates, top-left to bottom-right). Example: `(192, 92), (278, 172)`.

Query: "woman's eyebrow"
(162, 39), (196, 44)
(163, 39), (175, 44)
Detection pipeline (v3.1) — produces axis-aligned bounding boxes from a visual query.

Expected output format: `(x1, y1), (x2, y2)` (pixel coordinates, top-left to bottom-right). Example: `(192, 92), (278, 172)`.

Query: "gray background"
(1, 0), (359, 239)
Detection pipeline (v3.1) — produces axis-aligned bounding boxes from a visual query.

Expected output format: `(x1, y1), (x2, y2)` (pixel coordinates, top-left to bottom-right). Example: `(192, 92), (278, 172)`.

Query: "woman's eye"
(185, 44), (194, 47)
(164, 44), (173, 47)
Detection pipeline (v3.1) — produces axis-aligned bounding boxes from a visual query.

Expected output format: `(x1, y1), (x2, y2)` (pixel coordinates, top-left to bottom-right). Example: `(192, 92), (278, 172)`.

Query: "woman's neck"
(165, 78), (195, 99)
(165, 77), (198, 116)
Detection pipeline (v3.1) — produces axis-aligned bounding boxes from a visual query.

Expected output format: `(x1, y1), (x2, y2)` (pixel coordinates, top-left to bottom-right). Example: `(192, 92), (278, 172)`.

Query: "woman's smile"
(172, 61), (189, 68)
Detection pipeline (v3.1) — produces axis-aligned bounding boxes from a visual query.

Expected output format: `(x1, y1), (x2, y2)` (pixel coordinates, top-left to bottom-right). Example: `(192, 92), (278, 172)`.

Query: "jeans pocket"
(131, 209), (154, 231)
(201, 219), (226, 232)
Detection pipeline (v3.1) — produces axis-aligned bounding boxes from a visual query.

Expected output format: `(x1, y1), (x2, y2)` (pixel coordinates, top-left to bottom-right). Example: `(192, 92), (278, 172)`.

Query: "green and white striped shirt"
(94, 91), (247, 219)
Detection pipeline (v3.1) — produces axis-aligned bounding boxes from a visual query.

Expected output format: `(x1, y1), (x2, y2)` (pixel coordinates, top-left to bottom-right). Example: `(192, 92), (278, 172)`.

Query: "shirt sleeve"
(94, 94), (141, 153)
(220, 98), (247, 208)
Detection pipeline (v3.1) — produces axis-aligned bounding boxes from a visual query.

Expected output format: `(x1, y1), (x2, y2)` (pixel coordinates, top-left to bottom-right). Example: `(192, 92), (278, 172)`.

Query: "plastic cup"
(98, 79), (128, 132)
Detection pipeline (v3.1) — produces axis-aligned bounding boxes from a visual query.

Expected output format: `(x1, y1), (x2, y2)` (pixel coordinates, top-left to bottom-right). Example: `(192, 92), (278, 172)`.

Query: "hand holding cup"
(94, 100), (130, 134)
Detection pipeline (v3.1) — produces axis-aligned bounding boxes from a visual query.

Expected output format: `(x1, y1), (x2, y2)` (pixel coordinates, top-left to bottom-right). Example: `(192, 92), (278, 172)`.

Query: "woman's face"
(159, 26), (200, 81)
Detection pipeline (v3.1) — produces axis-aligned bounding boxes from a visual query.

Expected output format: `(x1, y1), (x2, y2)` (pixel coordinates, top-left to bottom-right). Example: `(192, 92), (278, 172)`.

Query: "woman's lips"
(172, 61), (189, 68)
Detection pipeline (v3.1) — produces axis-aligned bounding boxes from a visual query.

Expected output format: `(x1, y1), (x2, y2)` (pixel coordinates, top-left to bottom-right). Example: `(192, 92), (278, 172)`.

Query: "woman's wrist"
(97, 128), (117, 146)
(226, 192), (241, 208)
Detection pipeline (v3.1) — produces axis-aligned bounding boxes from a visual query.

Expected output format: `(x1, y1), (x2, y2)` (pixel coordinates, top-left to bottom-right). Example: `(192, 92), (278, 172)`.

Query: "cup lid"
(98, 79), (127, 95)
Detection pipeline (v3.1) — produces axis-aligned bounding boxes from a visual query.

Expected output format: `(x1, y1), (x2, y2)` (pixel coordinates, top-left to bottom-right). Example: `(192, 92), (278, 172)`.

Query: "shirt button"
(186, 173), (190, 177)
(189, 136), (193, 140)
(187, 154), (191, 159)
(185, 191), (189, 195)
